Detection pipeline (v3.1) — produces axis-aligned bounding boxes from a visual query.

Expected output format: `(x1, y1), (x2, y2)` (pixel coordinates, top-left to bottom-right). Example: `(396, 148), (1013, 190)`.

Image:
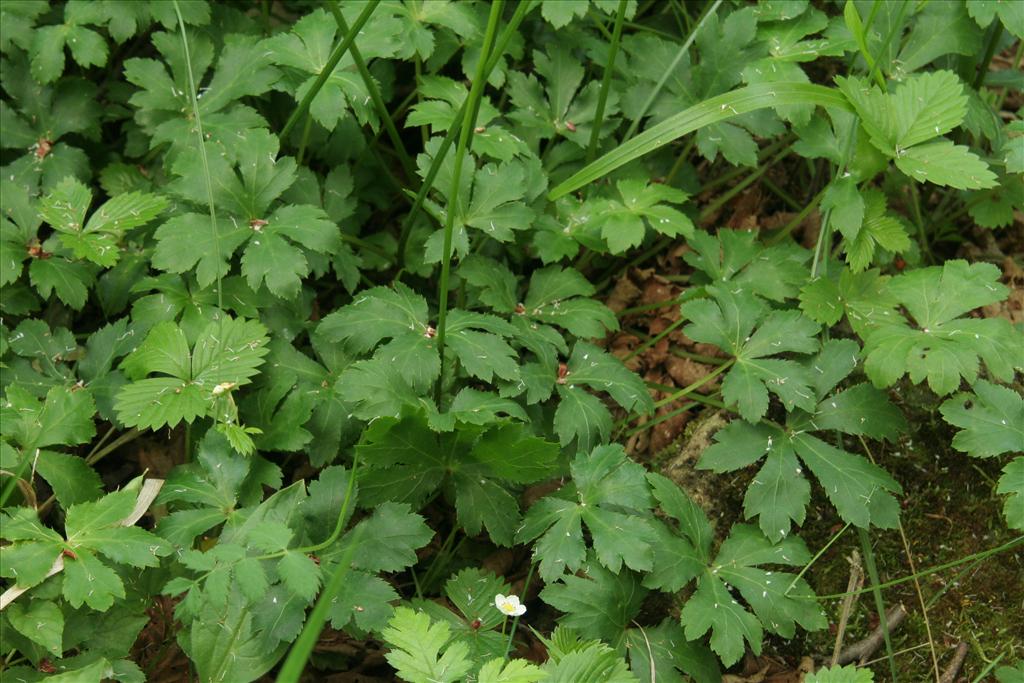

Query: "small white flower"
(494, 593), (526, 617)
(212, 382), (236, 396)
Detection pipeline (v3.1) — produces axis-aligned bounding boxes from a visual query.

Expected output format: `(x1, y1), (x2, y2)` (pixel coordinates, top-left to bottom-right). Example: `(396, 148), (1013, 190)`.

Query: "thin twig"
(836, 603), (908, 665)
(939, 642), (969, 683)
(831, 550), (865, 666)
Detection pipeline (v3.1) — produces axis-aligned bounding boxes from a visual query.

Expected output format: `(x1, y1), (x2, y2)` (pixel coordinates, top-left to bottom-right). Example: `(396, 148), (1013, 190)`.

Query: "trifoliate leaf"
(116, 317), (269, 430)
(39, 177), (168, 267)
(589, 178), (694, 253)
(844, 189), (911, 272)
(940, 380), (1024, 458)
(522, 266), (618, 339)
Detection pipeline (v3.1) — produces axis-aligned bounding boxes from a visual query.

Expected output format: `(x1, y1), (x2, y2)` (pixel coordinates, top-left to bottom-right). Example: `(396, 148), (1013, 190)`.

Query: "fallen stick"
(938, 641), (969, 683)
(830, 551), (865, 666)
(835, 603), (908, 665)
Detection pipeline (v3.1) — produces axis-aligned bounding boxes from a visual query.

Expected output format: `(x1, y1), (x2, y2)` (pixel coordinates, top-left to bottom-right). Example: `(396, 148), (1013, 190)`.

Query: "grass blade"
(549, 82), (851, 199)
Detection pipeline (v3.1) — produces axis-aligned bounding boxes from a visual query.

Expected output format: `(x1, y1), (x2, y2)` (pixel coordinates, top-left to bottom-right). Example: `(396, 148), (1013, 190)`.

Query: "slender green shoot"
(434, 0), (504, 405)
(172, 0), (221, 311)
(280, 0), (381, 141)
(275, 527), (363, 683)
(858, 527), (898, 681)
(396, 0), (535, 265)
(326, 1), (417, 183)
(623, 0), (723, 141)
(586, 0), (628, 162)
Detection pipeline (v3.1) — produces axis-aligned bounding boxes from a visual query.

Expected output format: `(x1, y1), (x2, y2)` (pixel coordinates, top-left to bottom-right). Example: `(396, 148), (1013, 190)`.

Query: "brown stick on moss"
(835, 603), (909, 665)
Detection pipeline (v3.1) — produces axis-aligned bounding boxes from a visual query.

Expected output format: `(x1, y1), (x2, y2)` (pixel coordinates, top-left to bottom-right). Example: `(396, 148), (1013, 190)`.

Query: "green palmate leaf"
(517, 443), (654, 581)
(682, 286), (820, 422)
(115, 316), (269, 430)
(701, 340), (904, 539)
(588, 178), (695, 254)
(540, 553), (648, 644)
(683, 229), (812, 302)
(39, 176), (168, 267)
(508, 44), (621, 149)
(680, 525), (826, 667)
(382, 607), (474, 683)
(799, 266), (900, 333)
(356, 415), (557, 546)
(263, 7), (403, 131)
(996, 458), (1024, 531)
(940, 380), (1024, 458)
(860, 260), (1024, 395)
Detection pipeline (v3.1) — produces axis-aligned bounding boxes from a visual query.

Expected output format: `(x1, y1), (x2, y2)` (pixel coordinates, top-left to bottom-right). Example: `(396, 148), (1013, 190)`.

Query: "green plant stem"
(907, 181), (933, 263)
(172, 0), (221, 311)
(760, 175), (802, 211)
(326, 1), (417, 183)
(765, 186), (826, 245)
(652, 360), (732, 410)
(973, 21), (1003, 90)
(858, 527), (898, 681)
(295, 456), (358, 555)
(279, 0), (380, 141)
(503, 561), (536, 659)
(396, 0), (535, 267)
(623, 0), (723, 140)
(586, 0), (628, 163)
(433, 0), (504, 405)
(624, 316), (685, 361)
(697, 143), (793, 223)
(621, 400), (698, 439)
(275, 527), (363, 683)
(296, 113), (313, 165)
(785, 523), (850, 595)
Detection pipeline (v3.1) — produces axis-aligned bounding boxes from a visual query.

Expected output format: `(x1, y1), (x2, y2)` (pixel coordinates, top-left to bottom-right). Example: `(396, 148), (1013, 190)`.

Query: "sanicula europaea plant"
(1, 1), (1023, 681)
